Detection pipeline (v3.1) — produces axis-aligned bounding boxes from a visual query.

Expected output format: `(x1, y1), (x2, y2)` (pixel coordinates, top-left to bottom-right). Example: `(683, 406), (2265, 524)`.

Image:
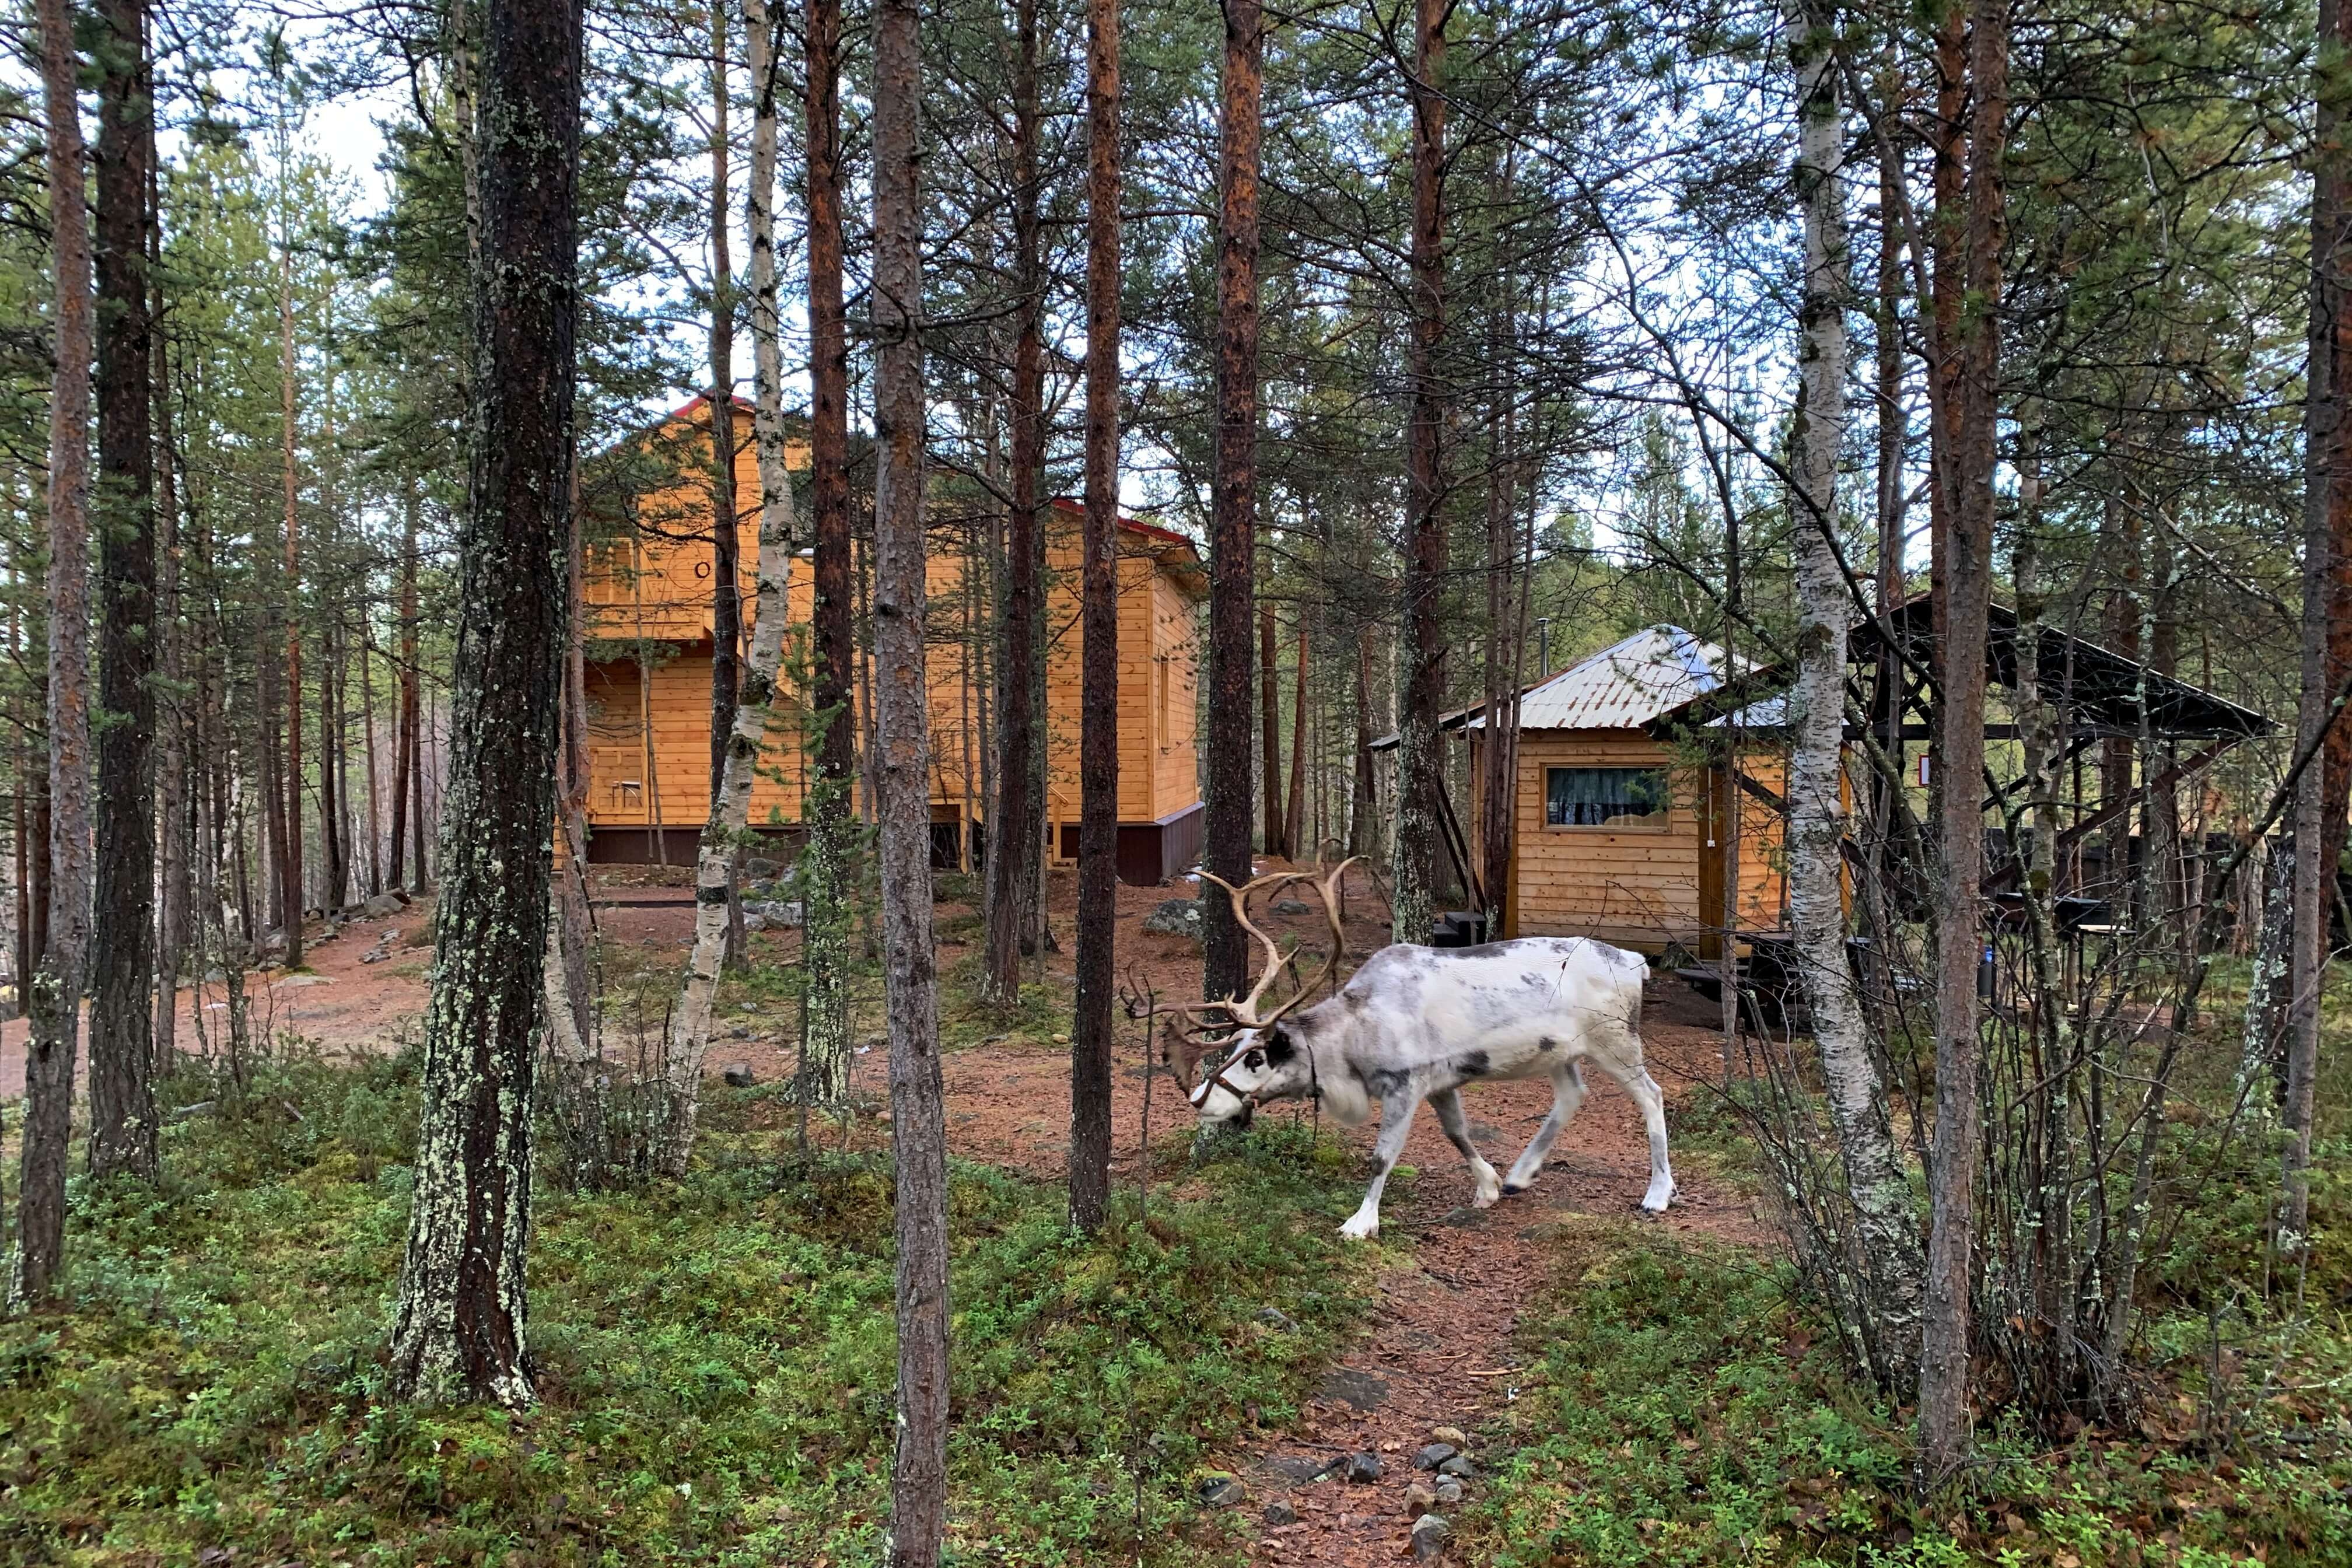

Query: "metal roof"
(1461, 625), (1750, 733)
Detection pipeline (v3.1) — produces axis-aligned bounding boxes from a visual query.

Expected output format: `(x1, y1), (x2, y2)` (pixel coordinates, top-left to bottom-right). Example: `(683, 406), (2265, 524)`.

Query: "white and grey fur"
(1189, 936), (1674, 1240)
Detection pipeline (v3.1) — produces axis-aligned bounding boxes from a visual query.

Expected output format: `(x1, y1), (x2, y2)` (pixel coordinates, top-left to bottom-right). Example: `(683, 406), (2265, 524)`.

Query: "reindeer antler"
(1169, 859), (1363, 1046)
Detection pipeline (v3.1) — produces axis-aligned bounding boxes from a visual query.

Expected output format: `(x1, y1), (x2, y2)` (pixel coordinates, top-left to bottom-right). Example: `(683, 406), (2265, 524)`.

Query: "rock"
(723, 1063), (757, 1088)
(745, 856), (780, 880)
(362, 891), (405, 919)
(1265, 1455), (1334, 1482)
(1262, 1500), (1299, 1526)
(761, 900), (805, 928)
(1340, 1451), (1382, 1485)
(1430, 1426), (1468, 1448)
(1256, 1307), (1299, 1334)
(728, 1024), (751, 1040)
(1434, 1478), (1464, 1506)
(1196, 1472), (1245, 1507)
(1315, 1368), (1391, 1411)
(1404, 1480), (1438, 1515)
(741, 914), (766, 933)
(277, 973), (332, 989)
(1271, 899), (1310, 915)
(1414, 1443), (1457, 1471)
(1410, 1513), (1450, 1561)
(1142, 898), (1205, 939)
(1436, 1455), (1473, 1479)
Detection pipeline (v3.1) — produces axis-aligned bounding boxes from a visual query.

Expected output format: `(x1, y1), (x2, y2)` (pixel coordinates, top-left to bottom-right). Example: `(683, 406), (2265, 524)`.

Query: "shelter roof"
(1651, 593), (2271, 741)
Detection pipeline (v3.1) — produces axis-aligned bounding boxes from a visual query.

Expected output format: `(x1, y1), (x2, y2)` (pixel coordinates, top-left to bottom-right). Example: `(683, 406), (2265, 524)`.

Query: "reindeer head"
(1167, 859), (1356, 1129)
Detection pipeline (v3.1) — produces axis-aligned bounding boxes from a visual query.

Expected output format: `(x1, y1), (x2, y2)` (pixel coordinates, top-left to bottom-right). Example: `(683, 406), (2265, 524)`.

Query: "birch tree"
(1783, 0), (1923, 1391)
(657, 15), (800, 1169)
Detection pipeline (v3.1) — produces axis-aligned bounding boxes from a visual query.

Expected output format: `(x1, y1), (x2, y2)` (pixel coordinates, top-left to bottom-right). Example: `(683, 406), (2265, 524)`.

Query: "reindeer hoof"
(1500, 1181), (1528, 1196)
(1338, 1215), (1380, 1241)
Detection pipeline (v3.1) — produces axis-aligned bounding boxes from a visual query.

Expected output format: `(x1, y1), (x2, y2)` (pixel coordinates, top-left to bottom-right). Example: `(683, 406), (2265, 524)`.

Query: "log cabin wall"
(1499, 727), (1785, 954)
(578, 401), (1206, 880)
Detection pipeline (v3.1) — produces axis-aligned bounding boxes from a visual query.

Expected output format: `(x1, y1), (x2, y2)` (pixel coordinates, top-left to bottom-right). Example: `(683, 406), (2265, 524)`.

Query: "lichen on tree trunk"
(388, 0), (582, 1407)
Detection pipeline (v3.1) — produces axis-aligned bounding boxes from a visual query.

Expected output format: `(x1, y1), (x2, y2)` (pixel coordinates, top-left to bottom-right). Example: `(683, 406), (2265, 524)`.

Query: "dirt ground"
(2, 859), (1760, 1565)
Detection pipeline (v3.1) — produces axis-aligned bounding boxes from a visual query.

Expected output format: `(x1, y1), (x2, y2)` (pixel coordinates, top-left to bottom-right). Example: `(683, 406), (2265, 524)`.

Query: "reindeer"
(1164, 862), (1674, 1240)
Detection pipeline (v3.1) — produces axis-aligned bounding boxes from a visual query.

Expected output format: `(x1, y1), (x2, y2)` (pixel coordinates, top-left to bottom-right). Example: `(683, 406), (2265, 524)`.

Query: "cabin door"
(1696, 765), (1728, 963)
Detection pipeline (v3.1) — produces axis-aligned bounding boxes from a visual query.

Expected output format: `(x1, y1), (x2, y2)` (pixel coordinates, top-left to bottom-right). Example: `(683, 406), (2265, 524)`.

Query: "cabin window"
(1545, 765), (1670, 829)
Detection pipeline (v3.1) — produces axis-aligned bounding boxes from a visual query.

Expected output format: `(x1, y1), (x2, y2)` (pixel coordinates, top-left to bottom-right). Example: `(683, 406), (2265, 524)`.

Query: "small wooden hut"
(578, 397), (1208, 883)
(1458, 625), (1786, 956)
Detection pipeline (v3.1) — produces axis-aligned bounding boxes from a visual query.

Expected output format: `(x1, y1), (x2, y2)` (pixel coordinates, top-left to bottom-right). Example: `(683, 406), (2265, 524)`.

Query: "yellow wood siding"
(1501, 729), (1786, 952)
(580, 405), (1203, 842)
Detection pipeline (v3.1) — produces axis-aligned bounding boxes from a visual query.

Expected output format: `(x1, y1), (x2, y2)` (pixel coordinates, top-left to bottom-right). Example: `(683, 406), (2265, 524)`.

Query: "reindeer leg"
(1580, 1051), (1676, 1213)
(1503, 1060), (1586, 1194)
(1430, 1087), (1502, 1208)
(1339, 1089), (1420, 1241)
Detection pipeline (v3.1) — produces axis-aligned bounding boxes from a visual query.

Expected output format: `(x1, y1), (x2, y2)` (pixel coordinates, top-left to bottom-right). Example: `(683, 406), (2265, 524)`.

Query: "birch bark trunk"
(654, 0), (803, 1177)
(12, 0), (95, 1308)
(1786, 0), (1924, 1393)
(870, 0), (949, 1550)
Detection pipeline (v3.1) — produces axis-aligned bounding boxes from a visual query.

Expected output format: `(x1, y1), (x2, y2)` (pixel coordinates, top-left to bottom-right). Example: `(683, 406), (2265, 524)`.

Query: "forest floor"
(1, 866), (2346, 1565)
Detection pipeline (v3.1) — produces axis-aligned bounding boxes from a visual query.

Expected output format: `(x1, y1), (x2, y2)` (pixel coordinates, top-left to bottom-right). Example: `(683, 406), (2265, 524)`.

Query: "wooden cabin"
(1461, 625), (1786, 956)
(579, 397), (1208, 884)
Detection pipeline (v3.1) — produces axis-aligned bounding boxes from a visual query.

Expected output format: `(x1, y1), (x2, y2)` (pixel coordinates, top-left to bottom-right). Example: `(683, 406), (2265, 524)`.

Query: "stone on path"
(1340, 1451), (1382, 1485)
(723, 1063), (757, 1088)
(1262, 1499), (1298, 1525)
(1430, 1424), (1468, 1448)
(1414, 1443), (1456, 1470)
(1403, 1480), (1437, 1515)
(1411, 1513), (1451, 1562)
(1142, 898), (1204, 939)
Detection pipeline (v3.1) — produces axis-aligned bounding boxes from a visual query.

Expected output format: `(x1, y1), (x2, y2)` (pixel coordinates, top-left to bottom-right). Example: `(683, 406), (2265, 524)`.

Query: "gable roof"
(1467, 625), (1748, 732)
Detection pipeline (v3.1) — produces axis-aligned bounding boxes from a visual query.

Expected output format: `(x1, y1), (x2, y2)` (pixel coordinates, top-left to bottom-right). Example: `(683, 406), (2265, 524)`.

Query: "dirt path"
(3, 862), (1762, 1564)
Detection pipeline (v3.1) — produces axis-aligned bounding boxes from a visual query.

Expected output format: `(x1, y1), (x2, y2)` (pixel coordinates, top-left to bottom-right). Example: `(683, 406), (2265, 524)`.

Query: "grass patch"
(0, 1058), (1373, 1565)
(1471, 1211), (2351, 1566)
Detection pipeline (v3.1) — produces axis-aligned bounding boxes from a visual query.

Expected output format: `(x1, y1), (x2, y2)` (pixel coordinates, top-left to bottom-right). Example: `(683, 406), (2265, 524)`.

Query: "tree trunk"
(2286, 0), (2352, 1261)
(388, 0), (582, 1405)
(1787, 0), (1924, 1392)
(89, 0), (159, 1182)
(1393, 0), (1447, 944)
(984, 0), (1045, 1005)
(1203, 0), (1262, 1000)
(391, 481), (423, 891)
(1069, 0), (1121, 1236)
(360, 614), (383, 894)
(661, 420), (796, 1176)
(705, 6), (750, 971)
(547, 461), (601, 1181)
(1350, 622), (1378, 859)
(1261, 598), (1284, 859)
(1918, 0), (2007, 1480)
(800, 0), (855, 1105)
(657, 0), (806, 1177)
(154, 195), (191, 1056)
(12, 0), (96, 1307)
(279, 200), (304, 966)
(870, 0), (949, 1550)
(1284, 612), (1308, 864)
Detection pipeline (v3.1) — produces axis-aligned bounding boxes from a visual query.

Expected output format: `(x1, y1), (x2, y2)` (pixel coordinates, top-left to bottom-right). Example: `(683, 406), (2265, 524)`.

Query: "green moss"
(0, 1063), (1371, 1566)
